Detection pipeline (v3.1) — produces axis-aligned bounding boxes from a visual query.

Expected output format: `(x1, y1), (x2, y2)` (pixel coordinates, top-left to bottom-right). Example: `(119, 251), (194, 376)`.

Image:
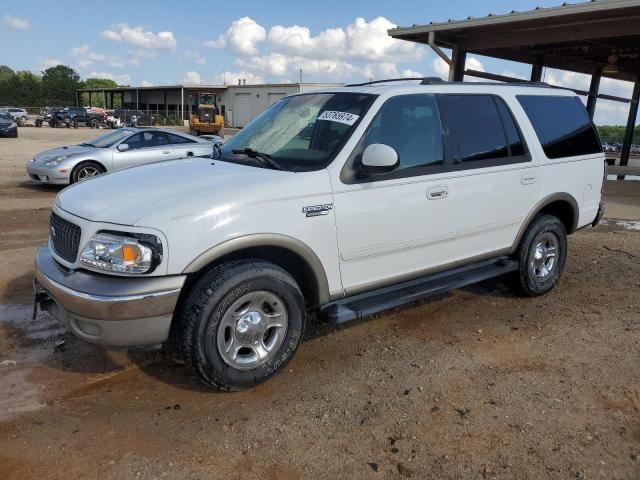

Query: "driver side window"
(345, 94), (444, 183)
(126, 131), (168, 150)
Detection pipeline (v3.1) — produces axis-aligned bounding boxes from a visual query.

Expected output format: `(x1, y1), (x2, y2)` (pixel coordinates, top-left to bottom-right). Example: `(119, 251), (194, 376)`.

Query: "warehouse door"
(234, 93), (251, 127)
(268, 92), (286, 106)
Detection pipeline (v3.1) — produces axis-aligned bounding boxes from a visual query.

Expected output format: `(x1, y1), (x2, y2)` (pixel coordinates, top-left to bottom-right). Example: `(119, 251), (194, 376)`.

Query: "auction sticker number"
(317, 111), (360, 126)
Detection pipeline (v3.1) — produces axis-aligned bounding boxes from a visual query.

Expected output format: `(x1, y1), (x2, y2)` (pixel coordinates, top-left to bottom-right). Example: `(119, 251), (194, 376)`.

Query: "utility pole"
(223, 67), (227, 86)
(299, 68), (302, 84)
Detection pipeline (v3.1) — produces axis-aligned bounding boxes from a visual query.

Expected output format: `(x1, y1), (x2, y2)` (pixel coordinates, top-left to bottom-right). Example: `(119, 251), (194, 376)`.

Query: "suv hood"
(33, 145), (96, 162)
(56, 158), (290, 226)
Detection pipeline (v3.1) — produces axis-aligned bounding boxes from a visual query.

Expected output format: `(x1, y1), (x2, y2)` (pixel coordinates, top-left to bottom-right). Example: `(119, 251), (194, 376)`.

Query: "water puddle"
(0, 304), (66, 421)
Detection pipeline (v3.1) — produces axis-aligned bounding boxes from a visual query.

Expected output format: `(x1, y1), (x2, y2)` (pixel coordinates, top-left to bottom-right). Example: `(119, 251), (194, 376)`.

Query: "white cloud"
(4, 14), (29, 30)
(183, 70), (202, 84)
(141, 80), (154, 87)
(226, 17), (266, 55)
(182, 50), (207, 66)
(102, 23), (176, 50)
(89, 71), (131, 85)
(212, 70), (265, 85)
(70, 44), (130, 69)
(203, 34), (226, 49)
(42, 59), (63, 69)
(344, 17), (425, 63)
(432, 58), (449, 79)
(236, 53), (358, 82)
(265, 17), (424, 64)
(129, 48), (158, 59)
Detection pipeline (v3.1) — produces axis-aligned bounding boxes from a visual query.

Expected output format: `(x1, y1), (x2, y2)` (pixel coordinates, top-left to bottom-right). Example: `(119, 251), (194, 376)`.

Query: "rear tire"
(175, 260), (305, 390)
(70, 161), (105, 183)
(513, 214), (567, 296)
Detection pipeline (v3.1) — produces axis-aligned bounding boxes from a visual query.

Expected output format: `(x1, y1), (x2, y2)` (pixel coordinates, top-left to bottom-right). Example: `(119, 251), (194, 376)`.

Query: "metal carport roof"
(388, 0), (640, 169)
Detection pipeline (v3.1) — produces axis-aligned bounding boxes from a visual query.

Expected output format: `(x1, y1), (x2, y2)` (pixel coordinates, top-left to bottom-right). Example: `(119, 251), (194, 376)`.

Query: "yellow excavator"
(189, 92), (224, 137)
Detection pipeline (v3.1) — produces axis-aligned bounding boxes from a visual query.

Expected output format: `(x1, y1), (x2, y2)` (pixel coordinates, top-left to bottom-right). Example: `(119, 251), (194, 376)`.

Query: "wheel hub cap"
(217, 290), (288, 370)
(530, 232), (559, 280)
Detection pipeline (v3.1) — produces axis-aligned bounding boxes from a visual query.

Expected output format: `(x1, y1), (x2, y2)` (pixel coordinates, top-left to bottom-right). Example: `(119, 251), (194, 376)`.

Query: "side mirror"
(361, 143), (399, 174)
(117, 143), (129, 152)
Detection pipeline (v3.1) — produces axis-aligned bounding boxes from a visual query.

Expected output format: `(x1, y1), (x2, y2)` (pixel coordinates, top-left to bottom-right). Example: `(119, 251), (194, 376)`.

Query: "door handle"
(521, 173), (537, 185)
(427, 185), (449, 200)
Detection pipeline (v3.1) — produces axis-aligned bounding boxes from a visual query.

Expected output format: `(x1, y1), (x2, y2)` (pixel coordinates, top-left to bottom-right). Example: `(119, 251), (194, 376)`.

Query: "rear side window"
(517, 95), (601, 159)
(166, 133), (195, 144)
(440, 95), (526, 164)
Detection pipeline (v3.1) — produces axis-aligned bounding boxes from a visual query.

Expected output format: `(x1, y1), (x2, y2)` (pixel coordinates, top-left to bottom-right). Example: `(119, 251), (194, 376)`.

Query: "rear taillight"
(602, 159), (608, 193)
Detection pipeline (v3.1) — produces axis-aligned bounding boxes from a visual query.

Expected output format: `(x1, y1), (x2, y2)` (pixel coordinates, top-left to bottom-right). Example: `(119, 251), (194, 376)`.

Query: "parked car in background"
(6, 107), (28, 125)
(27, 128), (214, 184)
(66, 107), (106, 128)
(33, 81), (606, 390)
(198, 134), (224, 157)
(0, 109), (18, 137)
(108, 109), (153, 128)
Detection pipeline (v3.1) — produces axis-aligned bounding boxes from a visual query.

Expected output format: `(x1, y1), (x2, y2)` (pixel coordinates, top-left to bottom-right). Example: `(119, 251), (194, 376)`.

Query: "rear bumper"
(34, 244), (186, 348)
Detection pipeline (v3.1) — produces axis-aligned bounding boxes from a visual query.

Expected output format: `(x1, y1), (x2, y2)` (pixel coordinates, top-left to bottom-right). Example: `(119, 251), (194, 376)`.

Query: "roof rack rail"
(346, 77), (552, 88)
(346, 77), (443, 87)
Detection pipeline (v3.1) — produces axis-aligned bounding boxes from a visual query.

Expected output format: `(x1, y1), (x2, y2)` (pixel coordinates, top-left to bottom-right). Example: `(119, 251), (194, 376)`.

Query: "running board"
(320, 257), (518, 325)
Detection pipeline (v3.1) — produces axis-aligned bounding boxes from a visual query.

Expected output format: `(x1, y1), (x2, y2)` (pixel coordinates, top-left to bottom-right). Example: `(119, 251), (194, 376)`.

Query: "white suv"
(34, 80), (606, 390)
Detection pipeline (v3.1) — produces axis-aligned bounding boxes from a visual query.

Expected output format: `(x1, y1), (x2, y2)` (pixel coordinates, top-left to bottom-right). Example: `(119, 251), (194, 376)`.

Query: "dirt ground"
(0, 128), (639, 480)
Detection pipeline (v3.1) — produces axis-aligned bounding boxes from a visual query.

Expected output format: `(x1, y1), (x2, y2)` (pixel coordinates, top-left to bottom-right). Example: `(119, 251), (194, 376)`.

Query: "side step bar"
(320, 257), (518, 325)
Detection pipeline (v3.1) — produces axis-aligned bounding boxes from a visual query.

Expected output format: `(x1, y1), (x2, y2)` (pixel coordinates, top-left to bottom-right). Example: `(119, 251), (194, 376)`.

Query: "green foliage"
(597, 125), (640, 144)
(0, 65), (41, 106)
(41, 65), (82, 106)
(81, 78), (120, 108)
(0, 64), (121, 109)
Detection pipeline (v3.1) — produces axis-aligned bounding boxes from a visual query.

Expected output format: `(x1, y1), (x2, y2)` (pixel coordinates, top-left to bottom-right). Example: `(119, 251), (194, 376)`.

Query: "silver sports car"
(26, 128), (214, 184)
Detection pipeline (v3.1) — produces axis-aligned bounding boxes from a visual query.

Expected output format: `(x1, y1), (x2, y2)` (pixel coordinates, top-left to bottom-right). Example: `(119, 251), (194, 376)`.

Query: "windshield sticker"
(317, 111), (360, 126)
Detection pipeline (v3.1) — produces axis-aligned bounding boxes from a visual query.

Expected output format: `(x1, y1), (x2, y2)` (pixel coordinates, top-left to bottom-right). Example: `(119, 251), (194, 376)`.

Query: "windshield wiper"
(79, 142), (95, 147)
(232, 148), (285, 171)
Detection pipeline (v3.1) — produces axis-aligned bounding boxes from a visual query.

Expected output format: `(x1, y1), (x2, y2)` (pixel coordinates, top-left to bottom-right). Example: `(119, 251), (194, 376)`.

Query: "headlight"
(79, 232), (162, 274)
(45, 155), (68, 166)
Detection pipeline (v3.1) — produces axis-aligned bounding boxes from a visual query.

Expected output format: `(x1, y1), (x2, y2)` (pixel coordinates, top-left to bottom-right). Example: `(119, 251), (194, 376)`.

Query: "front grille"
(49, 212), (81, 262)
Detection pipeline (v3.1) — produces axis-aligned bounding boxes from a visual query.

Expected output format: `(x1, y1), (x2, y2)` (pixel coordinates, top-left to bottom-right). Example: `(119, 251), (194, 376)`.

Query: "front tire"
(513, 214), (567, 296)
(70, 161), (105, 183)
(176, 260), (305, 390)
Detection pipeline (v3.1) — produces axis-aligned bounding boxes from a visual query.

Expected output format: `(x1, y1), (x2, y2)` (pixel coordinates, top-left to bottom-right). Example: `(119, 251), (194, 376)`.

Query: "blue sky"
(1, 0), (636, 124)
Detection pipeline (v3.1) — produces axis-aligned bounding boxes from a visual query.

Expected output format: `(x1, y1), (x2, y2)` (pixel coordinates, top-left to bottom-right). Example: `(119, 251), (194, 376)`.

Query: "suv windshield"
(85, 129), (135, 148)
(220, 92), (375, 171)
(0, 111), (11, 122)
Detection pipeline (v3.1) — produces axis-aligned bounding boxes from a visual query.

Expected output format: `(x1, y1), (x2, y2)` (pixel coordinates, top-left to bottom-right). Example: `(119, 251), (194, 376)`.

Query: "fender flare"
(182, 233), (331, 305)
(510, 192), (579, 254)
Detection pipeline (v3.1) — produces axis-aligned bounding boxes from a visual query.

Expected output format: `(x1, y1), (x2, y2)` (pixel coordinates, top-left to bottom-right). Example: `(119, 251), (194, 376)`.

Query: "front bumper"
(0, 127), (17, 137)
(34, 244), (186, 348)
(26, 162), (71, 184)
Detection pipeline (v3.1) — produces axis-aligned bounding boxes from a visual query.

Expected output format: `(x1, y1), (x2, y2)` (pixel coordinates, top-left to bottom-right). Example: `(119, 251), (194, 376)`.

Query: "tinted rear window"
(517, 95), (601, 159)
(440, 95), (526, 164)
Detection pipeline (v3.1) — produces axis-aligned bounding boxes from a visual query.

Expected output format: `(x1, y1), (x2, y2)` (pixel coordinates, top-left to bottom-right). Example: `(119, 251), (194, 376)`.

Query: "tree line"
(596, 125), (640, 145)
(0, 64), (119, 108)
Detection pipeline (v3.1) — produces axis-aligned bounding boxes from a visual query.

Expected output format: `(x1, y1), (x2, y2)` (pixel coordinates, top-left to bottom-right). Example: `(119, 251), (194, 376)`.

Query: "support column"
(103, 90), (107, 110)
(450, 47), (467, 82)
(530, 64), (543, 82)
(88, 91), (92, 108)
(586, 66), (603, 119)
(164, 90), (168, 117)
(136, 89), (139, 110)
(620, 79), (640, 168)
(181, 87), (184, 123)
